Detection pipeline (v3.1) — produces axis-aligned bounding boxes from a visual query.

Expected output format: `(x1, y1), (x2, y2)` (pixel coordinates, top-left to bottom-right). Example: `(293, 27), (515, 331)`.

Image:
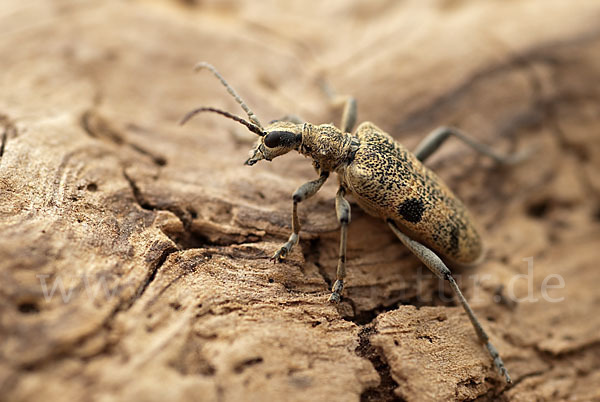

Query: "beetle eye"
(264, 131), (298, 148)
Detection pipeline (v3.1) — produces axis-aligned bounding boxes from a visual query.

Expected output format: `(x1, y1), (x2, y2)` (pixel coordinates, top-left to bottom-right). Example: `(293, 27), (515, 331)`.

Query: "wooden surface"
(1, 0), (600, 401)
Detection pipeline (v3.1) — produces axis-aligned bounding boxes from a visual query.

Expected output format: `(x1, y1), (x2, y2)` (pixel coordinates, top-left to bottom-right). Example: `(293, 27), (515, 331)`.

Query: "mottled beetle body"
(251, 120), (483, 266)
(181, 62), (525, 384)
(340, 122), (483, 267)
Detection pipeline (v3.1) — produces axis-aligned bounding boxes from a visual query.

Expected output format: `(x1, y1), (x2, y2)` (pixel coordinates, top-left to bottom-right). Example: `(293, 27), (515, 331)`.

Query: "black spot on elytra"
(398, 198), (425, 223)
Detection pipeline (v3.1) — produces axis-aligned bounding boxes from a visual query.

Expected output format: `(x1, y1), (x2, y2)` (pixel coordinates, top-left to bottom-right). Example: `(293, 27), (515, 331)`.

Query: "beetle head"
(180, 63), (302, 166)
(245, 121), (303, 165)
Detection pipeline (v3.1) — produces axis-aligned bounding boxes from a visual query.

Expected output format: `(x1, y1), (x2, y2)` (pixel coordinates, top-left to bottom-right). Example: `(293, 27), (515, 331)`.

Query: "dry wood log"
(1, 1), (600, 401)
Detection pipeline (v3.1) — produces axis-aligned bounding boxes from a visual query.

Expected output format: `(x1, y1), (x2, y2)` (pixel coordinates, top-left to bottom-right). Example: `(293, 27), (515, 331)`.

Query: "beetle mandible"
(181, 62), (525, 383)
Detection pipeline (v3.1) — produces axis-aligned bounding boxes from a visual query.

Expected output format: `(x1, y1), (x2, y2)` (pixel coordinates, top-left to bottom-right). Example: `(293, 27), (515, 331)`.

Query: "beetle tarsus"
(271, 247), (288, 262)
(486, 340), (512, 383)
(328, 280), (344, 303)
(272, 233), (298, 263)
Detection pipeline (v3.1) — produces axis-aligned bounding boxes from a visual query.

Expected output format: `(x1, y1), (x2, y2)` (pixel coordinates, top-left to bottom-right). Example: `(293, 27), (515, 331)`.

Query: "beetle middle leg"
(387, 220), (512, 383)
(319, 81), (357, 133)
(414, 126), (530, 164)
(335, 96), (357, 134)
(270, 114), (303, 124)
(271, 172), (329, 262)
(329, 187), (351, 303)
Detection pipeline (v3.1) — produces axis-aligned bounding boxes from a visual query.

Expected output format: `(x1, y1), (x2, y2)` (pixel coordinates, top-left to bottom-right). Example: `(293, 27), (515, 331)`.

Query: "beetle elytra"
(181, 62), (526, 383)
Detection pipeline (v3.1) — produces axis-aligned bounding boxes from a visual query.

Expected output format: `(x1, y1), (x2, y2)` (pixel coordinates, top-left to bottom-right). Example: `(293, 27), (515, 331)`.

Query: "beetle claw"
(271, 247), (287, 263)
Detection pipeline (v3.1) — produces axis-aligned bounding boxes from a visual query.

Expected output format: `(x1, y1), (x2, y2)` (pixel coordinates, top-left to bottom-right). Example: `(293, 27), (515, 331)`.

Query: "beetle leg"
(319, 81), (357, 133)
(414, 126), (530, 165)
(337, 96), (357, 134)
(271, 172), (329, 262)
(387, 220), (512, 383)
(270, 114), (303, 124)
(329, 187), (351, 303)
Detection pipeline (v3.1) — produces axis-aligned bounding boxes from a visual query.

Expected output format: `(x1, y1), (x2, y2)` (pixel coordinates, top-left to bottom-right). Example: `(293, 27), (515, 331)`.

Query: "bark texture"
(1, 1), (600, 401)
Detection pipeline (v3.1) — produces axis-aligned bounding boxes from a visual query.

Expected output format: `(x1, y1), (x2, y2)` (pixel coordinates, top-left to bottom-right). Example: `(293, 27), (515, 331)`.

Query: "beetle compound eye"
(264, 131), (298, 148)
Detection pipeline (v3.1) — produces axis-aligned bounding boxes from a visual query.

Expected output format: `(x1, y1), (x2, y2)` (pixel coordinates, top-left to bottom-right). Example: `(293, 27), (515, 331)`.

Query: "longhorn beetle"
(181, 62), (525, 383)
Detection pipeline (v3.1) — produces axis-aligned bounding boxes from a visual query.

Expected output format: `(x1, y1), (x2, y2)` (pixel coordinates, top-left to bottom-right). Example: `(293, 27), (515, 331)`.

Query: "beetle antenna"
(179, 106), (265, 137)
(194, 62), (263, 129)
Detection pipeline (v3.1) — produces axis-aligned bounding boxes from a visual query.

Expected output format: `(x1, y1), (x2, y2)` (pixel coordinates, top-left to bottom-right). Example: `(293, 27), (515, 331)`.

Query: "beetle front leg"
(271, 172), (329, 262)
(414, 126), (530, 164)
(387, 220), (512, 383)
(329, 187), (351, 303)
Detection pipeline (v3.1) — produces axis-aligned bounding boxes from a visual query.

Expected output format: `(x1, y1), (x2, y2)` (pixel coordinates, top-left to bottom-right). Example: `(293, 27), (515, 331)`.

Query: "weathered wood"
(1, 1), (600, 400)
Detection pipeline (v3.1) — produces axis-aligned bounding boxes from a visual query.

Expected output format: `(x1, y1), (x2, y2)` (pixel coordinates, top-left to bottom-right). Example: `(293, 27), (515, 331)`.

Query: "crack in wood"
(122, 169), (262, 251)
(81, 110), (167, 166)
(356, 326), (404, 402)
(129, 244), (179, 307)
(0, 114), (16, 161)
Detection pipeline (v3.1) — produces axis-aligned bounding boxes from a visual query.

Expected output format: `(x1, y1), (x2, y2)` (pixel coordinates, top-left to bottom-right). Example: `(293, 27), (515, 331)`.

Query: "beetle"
(181, 62), (525, 383)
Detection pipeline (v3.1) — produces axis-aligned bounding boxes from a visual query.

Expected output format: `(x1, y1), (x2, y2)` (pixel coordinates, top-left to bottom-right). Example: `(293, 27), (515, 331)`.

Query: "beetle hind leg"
(387, 220), (512, 383)
(329, 187), (351, 303)
(414, 126), (531, 165)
